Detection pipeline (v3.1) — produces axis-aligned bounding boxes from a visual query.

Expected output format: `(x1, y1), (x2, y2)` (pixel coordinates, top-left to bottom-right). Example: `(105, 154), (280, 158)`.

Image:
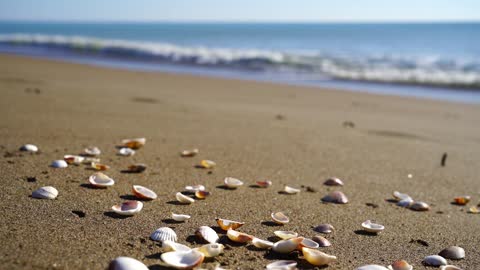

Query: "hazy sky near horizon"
(0, 0), (479, 22)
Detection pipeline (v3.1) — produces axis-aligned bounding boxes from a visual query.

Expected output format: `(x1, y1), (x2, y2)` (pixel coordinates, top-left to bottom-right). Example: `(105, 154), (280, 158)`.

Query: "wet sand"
(0, 54), (479, 270)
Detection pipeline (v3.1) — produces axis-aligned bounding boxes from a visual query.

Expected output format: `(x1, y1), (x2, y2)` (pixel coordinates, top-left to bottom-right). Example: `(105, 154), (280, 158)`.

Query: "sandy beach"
(0, 54), (479, 269)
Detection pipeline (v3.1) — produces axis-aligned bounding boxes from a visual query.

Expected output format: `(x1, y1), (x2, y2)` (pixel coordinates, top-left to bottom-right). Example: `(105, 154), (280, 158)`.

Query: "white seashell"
(397, 197), (414, 208)
(410, 201), (430, 211)
(266, 260), (297, 270)
(298, 238), (320, 249)
(322, 191), (348, 204)
(122, 138), (146, 149)
(302, 247), (336, 266)
(63, 155), (85, 165)
(438, 246), (465, 260)
(216, 218), (245, 231)
(224, 177), (243, 188)
(361, 220), (384, 233)
(440, 265), (464, 270)
(195, 243), (224, 257)
(324, 177), (344, 186)
(176, 192), (194, 204)
(83, 157), (100, 164)
(162, 240), (191, 252)
(387, 260), (413, 270)
(272, 237), (304, 254)
(89, 172), (115, 187)
(108, 256), (149, 270)
(284, 185), (300, 194)
(313, 224), (335, 234)
(150, 227), (178, 242)
(196, 226), (219, 244)
(251, 238), (274, 249)
(271, 212), (290, 225)
(84, 146), (101, 156)
(256, 180), (272, 188)
(171, 213), (191, 222)
(356, 265), (389, 270)
(392, 191), (412, 201)
(180, 148), (199, 157)
(132, 185), (157, 200)
(274, 231), (298, 240)
(31, 186), (58, 199)
(161, 250), (204, 269)
(423, 255), (447, 266)
(111, 201), (143, 216)
(118, 147), (135, 156)
(312, 235), (331, 247)
(185, 185), (205, 192)
(19, 144), (38, 152)
(226, 229), (253, 243)
(51, 160), (68, 168)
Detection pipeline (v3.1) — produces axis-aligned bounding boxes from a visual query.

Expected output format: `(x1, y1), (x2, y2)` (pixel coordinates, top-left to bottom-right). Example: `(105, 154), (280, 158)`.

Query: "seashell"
(440, 265), (464, 270)
(180, 148), (199, 157)
(467, 206), (479, 214)
(31, 186), (58, 199)
(387, 260), (413, 270)
(266, 260), (297, 270)
(453, 196), (470, 205)
(324, 177), (344, 186)
(423, 255), (447, 266)
(200, 159), (216, 169)
(176, 192), (195, 204)
(171, 213), (191, 222)
(251, 238), (274, 249)
(185, 185), (205, 192)
(84, 146), (101, 156)
(273, 237), (304, 254)
(195, 190), (210, 199)
(313, 224), (335, 234)
(396, 197), (414, 208)
(195, 243), (224, 258)
(127, 163), (147, 173)
(196, 226), (219, 244)
(356, 265), (389, 270)
(284, 186), (300, 194)
(271, 212), (289, 225)
(361, 220), (384, 233)
(91, 162), (110, 171)
(118, 147), (135, 156)
(162, 240), (191, 252)
(298, 238), (320, 249)
(88, 172), (115, 187)
(51, 160), (68, 168)
(108, 256), (149, 270)
(274, 231), (298, 240)
(150, 227), (178, 242)
(302, 247), (337, 266)
(121, 138), (146, 149)
(132, 185), (157, 200)
(224, 177), (243, 188)
(226, 229), (253, 243)
(392, 191), (412, 201)
(312, 235), (331, 247)
(83, 157), (100, 164)
(256, 180), (272, 188)
(438, 246), (465, 260)
(19, 144), (38, 152)
(63, 155), (85, 165)
(161, 249), (204, 269)
(216, 218), (245, 231)
(322, 191), (348, 204)
(410, 201), (430, 211)
(111, 200), (143, 216)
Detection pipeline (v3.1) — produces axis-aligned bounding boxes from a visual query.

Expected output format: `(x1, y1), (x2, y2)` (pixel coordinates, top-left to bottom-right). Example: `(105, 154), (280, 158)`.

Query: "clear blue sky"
(0, 0), (479, 22)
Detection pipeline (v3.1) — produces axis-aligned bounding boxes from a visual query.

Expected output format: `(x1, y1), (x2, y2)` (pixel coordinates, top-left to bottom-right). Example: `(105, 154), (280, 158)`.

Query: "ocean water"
(1, 22), (479, 103)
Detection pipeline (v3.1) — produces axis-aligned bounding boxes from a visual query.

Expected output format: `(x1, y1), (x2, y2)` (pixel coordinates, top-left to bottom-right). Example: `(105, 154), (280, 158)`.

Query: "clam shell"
(226, 229), (253, 243)
(284, 186), (300, 194)
(356, 265), (389, 270)
(118, 147), (135, 156)
(361, 220), (384, 233)
(63, 155), (85, 165)
(176, 192), (195, 204)
(396, 197), (413, 208)
(438, 246), (465, 260)
(312, 235), (331, 247)
(216, 218), (245, 231)
(271, 212), (289, 225)
(20, 144), (38, 152)
(322, 191), (348, 204)
(180, 148), (199, 157)
(410, 201), (430, 211)
(256, 180), (272, 188)
(313, 224), (335, 234)
(387, 260), (413, 270)
(392, 191), (412, 201)
(195, 190), (210, 199)
(51, 160), (68, 168)
(224, 177), (243, 188)
(127, 163), (147, 173)
(161, 250), (204, 269)
(274, 231), (298, 240)
(324, 177), (344, 186)
(108, 256), (149, 270)
(200, 159), (216, 169)
(171, 213), (191, 222)
(440, 265), (464, 270)
(150, 227), (178, 242)
(302, 247), (337, 266)
(162, 240), (191, 252)
(251, 238), (274, 249)
(122, 138), (146, 149)
(84, 146), (101, 156)
(453, 196), (470, 205)
(89, 172), (115, 187)
(185, 185), (205, 192)
(196, 226), (219, 244)
(111, 201), (143, 216)
(31, 186), (58, 199)
(423, 255), (447, 266)
(272, 237), (304, 253)
(467, 206), (479, 214)
(195, 243), (224, 258)
(298, 238), (320, 249)
(91, 162), (110, 171)
(132, 185), (157, 200)
(266, 260), (297, 270)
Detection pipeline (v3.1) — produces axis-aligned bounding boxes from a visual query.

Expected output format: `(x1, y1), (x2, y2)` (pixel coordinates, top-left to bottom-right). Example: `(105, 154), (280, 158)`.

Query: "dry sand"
(0, 54), (479, 269)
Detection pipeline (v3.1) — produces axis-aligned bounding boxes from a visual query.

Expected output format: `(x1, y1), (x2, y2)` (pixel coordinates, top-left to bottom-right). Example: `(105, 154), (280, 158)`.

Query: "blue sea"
(1, 22), (480, 103)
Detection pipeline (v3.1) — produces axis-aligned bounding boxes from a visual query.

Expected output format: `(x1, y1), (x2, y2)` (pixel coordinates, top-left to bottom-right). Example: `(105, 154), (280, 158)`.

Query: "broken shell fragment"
(312, 235), (331, 247)
(122, 138), (146, 149)
(423, 255), (447, 266)
(185, 185), (205, 192)
(118, 147), (135, 156)
(89, 172), (115, 187)
(31, 186), (58, 199)
(272, 237), (304, 254)
(111, 201), (143, 216)
(83, 157), (100, 164)
(108, 256), (149, 270)
(387, 260), (413, 270)
(180, 148), (199, 157)
(251, 238), (274, 249)
(284, 185), (300, 194)
(51, 160), (68, 168)
(162, 240), (191, 252)
(256, 180), (272, 188)
(271, 212), (289, 225)
(20, 144), (38, 152)
(199, 159), (216, 169)
(453, 196), (470, 205)
(150, 227), (177, 242)
(216, 218), (245, 231)
(298, 238), (320, 249)
(410, 201), (430, 211)
(161, 249), (204, 269)
(440, 266), (464, 270)
(63, 155), (85, 165)
(196, 243), (224, 258)
(467, 206), (479, 214)
(302, 247), (337, 266)
(224, 177), (243, 188)
(361, 220), (385, 234)
(438, 246), (465, 260)
(322, 191), (348, 204)
(171, 213), (191, 222)
(274, 231), (298, 240)
(356, 265), (389, 270)
(195, 190), (210, 199)
(91, 162), (110, 171)
(196, 226), (219, 244)
(313, 224), (335, 234)
(84, 146), (101, 156)
(176, 192), (195, 204)
(132, 185), (157, 200)
(127, 163), (147, 173)
(324, 177), (344, 186)
(266, 260), (297, 270)
(226, 229), (253, 243)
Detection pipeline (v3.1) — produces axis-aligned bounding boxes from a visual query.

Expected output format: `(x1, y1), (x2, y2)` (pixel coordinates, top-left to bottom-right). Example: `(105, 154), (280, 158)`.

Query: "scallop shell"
(162, 240), (191, 252)
(324, 177), (344, 186)
(89, 172), (115, 187)
(51, 160), (68, 168)
(31, 186), (58, 199)
(438, 246), (465, 260)
(195, 243), (224, 258)
(440, 265), (464, 270)
(410, 201), (430, 211)
(312, 235), (331, 247)
(274, 231), (298, 240)
(266, 260), (297, 270)
(302, 247), (337, 266)
(272, 237), (304, 253)
(271, 212), (289, 225)
(122, 138), (146, 149)
(387, 260), (413, 270)
(111, 201), (143, 216)
(171, 213), (191, 222)
(396, 197), (414, 208)
(20, 144), (38, 152)
(84, 146), (101, 156)
(216, 218), (245, 231)
(150, 227), (178, 242)
(224, 177), (243, 188)
(118, 147), (135, 156)
(313, 224), (335, 234)
(361, 220), (384, 233)
(127, 163), (147, 173)
(298, 238), (320, 249)
(108, 256), (149, 270)
(161, 250), (204, 269)
(251, 238), (274, 249)
(200, 159), (216, 169)
(453, 196), (470, 205)
(195, 190), (210, 199)
(226, 229), (253, 243)
(256, 180), (272, 188)
(185, 185), (205, 192)
(356, 265), (389, 270)
(91, 162), (110, 171)
(392, 191), (412, 201)
(322, 191), (348, 204)
(63, 155), (85, 165)
(284, 185), (300, 194)
(423, 255), (447, 266)
(180, 148), (199, 157)
(176, 192), (195, 204)
(132, 185), (157, 200)
(195, 226), (219, 244)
